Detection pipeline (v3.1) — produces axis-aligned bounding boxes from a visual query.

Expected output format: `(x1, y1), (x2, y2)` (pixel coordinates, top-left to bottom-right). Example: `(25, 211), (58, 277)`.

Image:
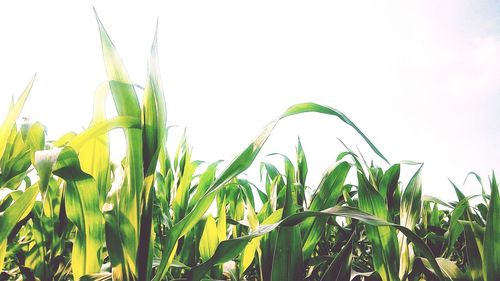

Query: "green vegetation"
(0, 15), (498, 281)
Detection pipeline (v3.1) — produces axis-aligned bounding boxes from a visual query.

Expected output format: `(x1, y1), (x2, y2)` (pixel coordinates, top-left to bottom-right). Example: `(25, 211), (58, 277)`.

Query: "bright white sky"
(1, 1), (499, 200)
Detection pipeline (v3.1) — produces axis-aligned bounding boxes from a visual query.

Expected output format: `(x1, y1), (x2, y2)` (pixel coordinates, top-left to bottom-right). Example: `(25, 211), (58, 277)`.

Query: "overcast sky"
(1, 1), (499, 199)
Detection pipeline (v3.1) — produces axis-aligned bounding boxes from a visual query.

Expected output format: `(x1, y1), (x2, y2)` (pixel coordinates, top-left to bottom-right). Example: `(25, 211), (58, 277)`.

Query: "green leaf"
(95, 10), (144, 279)
(199, 215), (219, 262)
(142, 24), (167, 177)
(80, 272), (112, 281)
(282, 103), (389, 164)
(379, 164), (400, 216)
(296, 137), (308, 187)
(319, 231), (354, 281)
(188, 205), (445, 281)
(483, 173), (500, 281)
(0, 75), (35, 162)
(420, 258), (468, 281)
(78, 83), (112, 209)
(153, 102), (387, 281)
(301, 161), (351, 258)
(357, 172), (399, 281)
(444, 196), (478, 257)
(189, 162), (221, 212)
(461, 221), (483, 281)
(137, 26), (167, 281)
(271, 160), (303, 281)
(0, 184), (38, 269)
(271, 225), (303, 281)
(34, 148), (61, 196)
(103, 190), (132, 280)
(26, 122), (45, 164)
(422, 195), (453, 208)
(173, 150), (198, 222)
(240, 237), (260, 277)
(69, 116), (140, 151)
(399, 165), (422, 279)
(52, 147), (104, 279)
(295, 137), (307, 206)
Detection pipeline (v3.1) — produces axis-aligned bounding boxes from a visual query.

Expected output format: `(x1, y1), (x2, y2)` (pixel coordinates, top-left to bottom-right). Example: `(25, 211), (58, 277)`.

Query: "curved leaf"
(420, 258), (468, 281)
(187, 205), (445, 281)
(154, 102), (387, 281)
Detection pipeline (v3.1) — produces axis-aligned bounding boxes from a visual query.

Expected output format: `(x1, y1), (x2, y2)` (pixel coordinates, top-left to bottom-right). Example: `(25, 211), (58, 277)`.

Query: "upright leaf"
(271, 161), (303, 281)
(95, 11), (143, 279)
(0, 76), (35, 162)
(379, 164), (400, 216)
(0, 184), (38, 269)
(137, 26), (167, 281)
(52, 147), (104, 279)
(319, 232), (354, 281)
(357, 172), (399, 281)
(483, 173), (500, 281)
(301, 161), (350, 258)
(398, 165), (422, 279)
(79, 83), (111, 208)
(461, 221), (483, 281)
(199, 215), (218, 262)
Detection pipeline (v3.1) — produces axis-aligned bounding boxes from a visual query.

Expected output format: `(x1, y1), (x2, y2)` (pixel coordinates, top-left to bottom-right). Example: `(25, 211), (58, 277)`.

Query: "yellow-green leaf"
(199, 215), (219, 262)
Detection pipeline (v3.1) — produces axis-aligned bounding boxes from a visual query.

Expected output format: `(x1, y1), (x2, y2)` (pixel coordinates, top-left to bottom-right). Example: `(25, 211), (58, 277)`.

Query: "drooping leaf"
(80, 272), (112, 281)
(420, 258), (468, 281)
(187, 205), (445, 281)
(153, 102), (387, 280)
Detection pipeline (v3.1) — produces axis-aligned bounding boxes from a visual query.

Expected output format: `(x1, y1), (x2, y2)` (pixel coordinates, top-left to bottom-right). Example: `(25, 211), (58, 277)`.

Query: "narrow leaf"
(483, 173), (500, 281)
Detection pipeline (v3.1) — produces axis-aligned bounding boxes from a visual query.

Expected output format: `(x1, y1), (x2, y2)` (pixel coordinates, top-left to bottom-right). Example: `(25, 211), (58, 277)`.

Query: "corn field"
(1, 15), (499, 281)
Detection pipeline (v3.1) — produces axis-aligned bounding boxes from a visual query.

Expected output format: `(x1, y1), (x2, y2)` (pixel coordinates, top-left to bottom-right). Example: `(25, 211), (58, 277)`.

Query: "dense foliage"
(1, 15), (498, 281)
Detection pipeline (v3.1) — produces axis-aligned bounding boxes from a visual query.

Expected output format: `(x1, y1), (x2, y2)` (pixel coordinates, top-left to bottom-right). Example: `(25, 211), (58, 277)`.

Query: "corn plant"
(1, 14), (499, 281)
